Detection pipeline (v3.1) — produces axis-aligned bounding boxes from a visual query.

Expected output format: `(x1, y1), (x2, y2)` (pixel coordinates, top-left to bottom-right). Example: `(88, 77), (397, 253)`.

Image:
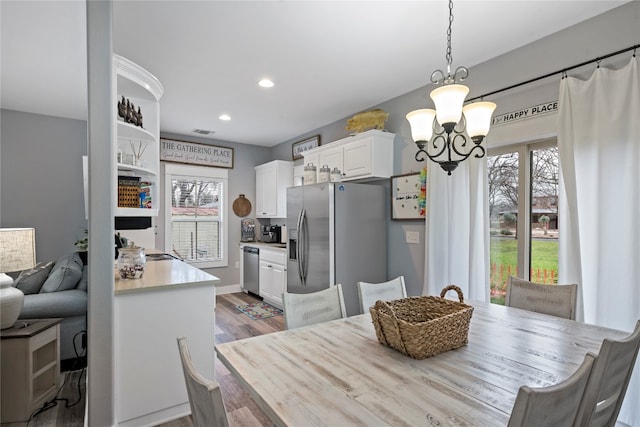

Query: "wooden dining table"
(215, 299), (628, 426)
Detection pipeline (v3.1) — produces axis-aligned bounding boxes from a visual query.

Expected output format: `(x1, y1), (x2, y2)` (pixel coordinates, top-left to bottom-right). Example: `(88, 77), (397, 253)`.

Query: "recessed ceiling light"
(258, 79), (274, 88)
(219, 114), (231, 121)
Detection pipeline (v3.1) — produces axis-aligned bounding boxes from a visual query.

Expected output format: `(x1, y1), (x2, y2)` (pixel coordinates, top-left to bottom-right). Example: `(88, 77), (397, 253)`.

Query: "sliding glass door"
(488, 141), (559, 304)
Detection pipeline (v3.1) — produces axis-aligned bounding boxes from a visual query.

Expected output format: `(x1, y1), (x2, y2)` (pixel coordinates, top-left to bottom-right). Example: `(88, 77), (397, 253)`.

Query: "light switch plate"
(234, 261), (240, 269)
(406, 231), (420, 245)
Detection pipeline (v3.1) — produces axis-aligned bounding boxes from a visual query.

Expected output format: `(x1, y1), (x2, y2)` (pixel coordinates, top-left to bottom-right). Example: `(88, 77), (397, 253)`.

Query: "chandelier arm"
(450, 134), (486, 161)
(431, 69), (446, 85)
(428, 134), (448, 159)
(415, 148), (429, 162)
(453, 66), (469, 83)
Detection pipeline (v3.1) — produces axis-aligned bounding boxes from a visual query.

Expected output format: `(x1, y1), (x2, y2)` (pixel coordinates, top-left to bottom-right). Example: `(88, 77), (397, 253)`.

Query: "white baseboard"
(216, 283), (242, 295)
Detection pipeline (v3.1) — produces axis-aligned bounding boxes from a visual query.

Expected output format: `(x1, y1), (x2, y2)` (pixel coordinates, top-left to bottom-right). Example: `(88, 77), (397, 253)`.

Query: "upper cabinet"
(113, 54), (164, 217)
(302, 130), (395, 181)
(255, 160), (293, 218)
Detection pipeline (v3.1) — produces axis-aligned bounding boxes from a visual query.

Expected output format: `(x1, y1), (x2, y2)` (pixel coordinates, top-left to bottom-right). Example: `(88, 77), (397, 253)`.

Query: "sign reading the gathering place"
(491, 101), (558, 126)
(160, 138), (234, 169)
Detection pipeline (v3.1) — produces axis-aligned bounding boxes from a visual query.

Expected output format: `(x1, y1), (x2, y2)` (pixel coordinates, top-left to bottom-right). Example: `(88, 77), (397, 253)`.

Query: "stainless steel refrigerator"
(286, 182), (387, 316)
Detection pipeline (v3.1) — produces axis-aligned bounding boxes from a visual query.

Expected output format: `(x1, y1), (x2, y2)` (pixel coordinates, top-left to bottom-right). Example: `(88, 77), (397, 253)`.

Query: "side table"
(1, 318), (62, 423)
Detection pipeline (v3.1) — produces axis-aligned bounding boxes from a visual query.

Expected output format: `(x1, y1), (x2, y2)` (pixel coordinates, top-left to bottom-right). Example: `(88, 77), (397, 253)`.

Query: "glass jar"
(330, 167), (342, 182)
(304, 163), (317, 185)
(318, 164), (331, 183)
(117, 245), (146, 279)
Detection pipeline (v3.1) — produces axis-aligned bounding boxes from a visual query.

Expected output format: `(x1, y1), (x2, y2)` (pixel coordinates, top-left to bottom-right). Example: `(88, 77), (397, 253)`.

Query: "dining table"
(215, 299), (628, 426)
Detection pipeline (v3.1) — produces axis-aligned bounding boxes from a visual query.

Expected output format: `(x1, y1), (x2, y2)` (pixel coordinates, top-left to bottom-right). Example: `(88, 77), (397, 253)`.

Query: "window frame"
(488, 138), (556, 281)
(163, 163), (228, 268)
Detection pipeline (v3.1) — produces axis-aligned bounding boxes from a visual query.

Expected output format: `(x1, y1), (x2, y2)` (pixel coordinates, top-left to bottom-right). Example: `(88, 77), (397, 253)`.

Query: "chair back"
(357, 276), (407, 314)
(507, 352), (597, 427)
(576, 320), (640, 427)
(176, 337), (229, 427)
(505, 276), (577, 320)
(283, 284), (347, 329)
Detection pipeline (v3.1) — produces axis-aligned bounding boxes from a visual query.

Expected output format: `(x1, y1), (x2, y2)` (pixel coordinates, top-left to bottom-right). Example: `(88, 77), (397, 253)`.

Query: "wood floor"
(0, 292), (283, 427)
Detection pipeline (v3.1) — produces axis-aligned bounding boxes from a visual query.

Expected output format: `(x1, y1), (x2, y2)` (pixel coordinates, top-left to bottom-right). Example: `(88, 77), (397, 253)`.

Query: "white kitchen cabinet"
(114, 54), (163, 217)
(259, 249), (286, 308)
(317, 144), (343, 176)
(302, 130), (394, 182)
(255, 160), (293, 218)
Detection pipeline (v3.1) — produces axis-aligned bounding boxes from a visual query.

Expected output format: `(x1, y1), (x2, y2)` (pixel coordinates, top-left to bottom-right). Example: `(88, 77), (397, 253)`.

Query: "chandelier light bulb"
(406, 109), (436, 142)
(463, 101), (497, 138)
(430, 84), (469, 126)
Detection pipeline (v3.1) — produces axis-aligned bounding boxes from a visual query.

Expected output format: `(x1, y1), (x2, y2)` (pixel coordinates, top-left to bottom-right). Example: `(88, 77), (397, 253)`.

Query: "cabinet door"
(318, 145), (343, 174)
(343, 138), (372, 178)
(256, 165), (277, 217)
(259, 260), (274, 298)
(270, 263), (286, 305)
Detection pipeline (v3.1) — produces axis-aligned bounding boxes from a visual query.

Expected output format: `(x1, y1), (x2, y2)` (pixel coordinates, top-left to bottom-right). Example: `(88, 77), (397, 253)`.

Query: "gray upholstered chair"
(575, 320), (640, 427)
(177, 337), (229, 427)
(505, 276), (577, 320)
(507, 352), (597, 427)
(357, 276), (407, 314)
(282, 284), (347, 330)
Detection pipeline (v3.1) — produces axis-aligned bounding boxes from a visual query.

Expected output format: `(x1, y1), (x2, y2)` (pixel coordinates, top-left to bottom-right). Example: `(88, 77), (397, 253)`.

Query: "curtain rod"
(467, 43), (639, 103)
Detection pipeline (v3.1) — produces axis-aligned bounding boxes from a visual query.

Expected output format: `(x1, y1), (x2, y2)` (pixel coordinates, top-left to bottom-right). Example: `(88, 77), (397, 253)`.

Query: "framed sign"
(391, 169), (427, 220)
(292, 135), (320, 160)
(160, 138), (234, 169)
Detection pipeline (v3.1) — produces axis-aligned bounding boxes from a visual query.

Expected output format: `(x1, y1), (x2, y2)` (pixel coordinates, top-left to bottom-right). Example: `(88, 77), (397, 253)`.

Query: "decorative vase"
(117, 246), (146, 279)
(0, 281), (25, 329)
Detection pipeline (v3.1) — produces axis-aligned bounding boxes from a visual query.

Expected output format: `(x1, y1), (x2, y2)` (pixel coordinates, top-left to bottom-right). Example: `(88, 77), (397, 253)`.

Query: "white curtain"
(558, 56), (640, 426)
(424, 157), (489, 302)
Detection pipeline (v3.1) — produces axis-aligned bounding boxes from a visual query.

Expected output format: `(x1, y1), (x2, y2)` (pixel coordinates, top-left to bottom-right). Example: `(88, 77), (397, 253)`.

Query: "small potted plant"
(75, 229), (88, 265)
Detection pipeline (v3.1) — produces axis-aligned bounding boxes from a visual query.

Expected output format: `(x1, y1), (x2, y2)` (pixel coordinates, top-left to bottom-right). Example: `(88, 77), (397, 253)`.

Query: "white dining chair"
(282, 284), (347, 329)
(505, 276), (578, 320)
(575, 319), (640, 427)
(508, 352), (597, 427)
(357, 276), (407, 314)
(176, 337), (230, 427)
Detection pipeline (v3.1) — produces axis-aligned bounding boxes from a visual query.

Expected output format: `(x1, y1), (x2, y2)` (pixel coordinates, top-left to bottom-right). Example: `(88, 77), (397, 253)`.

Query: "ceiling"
(0, 1), (628, 147)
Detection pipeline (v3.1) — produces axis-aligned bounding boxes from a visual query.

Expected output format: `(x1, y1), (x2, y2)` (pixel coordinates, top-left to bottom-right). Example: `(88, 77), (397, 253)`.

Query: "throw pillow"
(13, 261), (54, 294)
(40, 255), (83, 293)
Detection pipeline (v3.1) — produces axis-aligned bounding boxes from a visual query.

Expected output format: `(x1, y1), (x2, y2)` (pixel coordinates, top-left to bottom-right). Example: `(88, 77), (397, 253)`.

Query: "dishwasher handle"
(243, 247), (259, 254)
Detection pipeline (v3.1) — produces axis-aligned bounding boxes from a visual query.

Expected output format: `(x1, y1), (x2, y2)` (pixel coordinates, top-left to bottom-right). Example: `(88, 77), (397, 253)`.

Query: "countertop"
(239, 241), (287, 251)
(114, 258), (219, 295)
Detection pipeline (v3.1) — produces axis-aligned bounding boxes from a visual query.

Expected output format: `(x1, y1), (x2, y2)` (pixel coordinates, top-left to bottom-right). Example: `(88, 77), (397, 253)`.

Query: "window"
(488, 140), (559, 304)
(164, 163), (228, 268)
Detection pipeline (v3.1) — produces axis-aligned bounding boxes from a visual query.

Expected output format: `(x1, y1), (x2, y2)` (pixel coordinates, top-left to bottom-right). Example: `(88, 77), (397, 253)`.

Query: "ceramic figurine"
(136, 106), (143, 128)
(117, 96), (127, 120)
(129, 102), (137, 126)
(346, 108), (389, 134)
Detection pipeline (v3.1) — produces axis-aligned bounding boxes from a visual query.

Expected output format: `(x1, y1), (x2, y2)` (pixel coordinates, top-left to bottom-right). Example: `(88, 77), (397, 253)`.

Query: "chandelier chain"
(446, 0), (454, 69)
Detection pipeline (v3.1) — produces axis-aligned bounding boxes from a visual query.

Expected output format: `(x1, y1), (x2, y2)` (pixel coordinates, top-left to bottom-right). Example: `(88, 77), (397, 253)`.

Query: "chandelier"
(406, 0), (496, 175)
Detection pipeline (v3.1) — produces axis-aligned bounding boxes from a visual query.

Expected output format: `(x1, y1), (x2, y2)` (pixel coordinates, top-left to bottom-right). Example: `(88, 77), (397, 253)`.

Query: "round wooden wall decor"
(232, 194), (252, 217)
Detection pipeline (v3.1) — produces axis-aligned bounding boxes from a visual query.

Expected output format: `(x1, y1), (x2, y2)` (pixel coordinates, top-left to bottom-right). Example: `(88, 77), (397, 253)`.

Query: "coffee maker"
(261, 225), (281, 243)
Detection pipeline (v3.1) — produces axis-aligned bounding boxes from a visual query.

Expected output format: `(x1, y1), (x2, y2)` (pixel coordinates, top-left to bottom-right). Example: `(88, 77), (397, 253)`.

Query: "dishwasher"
(242, 246), (260, 297)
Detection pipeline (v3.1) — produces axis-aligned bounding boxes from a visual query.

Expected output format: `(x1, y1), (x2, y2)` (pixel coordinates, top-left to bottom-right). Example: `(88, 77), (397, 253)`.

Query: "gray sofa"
(12, 252), (87, 361)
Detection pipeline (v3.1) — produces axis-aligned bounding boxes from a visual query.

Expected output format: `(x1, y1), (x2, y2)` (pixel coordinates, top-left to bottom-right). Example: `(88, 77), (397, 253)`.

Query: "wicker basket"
(369, 285), (474, 359)
(118, 184), (141, 208)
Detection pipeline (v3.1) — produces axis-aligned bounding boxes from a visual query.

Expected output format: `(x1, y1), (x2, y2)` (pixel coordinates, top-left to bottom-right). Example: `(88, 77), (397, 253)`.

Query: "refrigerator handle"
(296, 209), (305, 286)
(300, 208), (308, 285)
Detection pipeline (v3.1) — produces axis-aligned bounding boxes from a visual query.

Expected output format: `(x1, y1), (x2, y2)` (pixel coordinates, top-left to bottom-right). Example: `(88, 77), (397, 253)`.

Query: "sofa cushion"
(76, 267), (88, 292)
(40, 254), (83, 293)
(13, 261), (54, 294)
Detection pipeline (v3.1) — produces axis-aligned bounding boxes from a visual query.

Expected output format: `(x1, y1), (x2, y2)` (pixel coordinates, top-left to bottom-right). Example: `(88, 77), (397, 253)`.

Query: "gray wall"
(271, 1), (640, 297)
(1, 109), (88, 263)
